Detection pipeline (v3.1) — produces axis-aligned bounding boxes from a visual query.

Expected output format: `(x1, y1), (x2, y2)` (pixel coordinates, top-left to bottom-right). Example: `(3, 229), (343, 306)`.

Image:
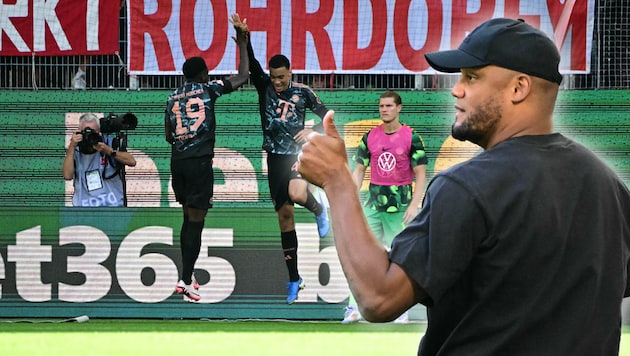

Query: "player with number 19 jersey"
(165, 80), (233, 159)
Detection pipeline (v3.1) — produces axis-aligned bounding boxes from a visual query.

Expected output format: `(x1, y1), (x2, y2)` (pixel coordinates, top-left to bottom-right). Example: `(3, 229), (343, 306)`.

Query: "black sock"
(301, 191), (323, 216)
(179, 214), (189, 268)
(281, 230), (299, 282)
(181, 220), (204, 285)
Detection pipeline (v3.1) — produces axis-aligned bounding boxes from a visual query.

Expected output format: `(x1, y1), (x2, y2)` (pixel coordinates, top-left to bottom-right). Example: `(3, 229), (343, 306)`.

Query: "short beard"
(451, 96), (501, 147)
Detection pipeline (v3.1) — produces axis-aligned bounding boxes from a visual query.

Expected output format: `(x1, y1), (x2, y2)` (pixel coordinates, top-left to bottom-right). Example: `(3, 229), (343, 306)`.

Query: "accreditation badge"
(85, 169), (103, 191)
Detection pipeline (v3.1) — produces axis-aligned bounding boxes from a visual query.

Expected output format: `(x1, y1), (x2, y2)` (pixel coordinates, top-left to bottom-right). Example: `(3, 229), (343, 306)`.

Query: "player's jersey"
(165, 80), (233, 160)
(354, 124), (427, 212)
(248, 43), (328, 155)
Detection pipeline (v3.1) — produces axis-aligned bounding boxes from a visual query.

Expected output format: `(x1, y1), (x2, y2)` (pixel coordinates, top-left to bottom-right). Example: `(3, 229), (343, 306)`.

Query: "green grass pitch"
(0, 319), (628, 355)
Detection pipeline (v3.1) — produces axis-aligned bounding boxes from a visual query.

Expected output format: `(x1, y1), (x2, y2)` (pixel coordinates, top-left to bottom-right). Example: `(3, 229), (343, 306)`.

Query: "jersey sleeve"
(410, 130), (429, 167)
(353, 131), (371, 166)
(220, 78), (234, 94)
(304, 86), (328, 133)
(302, 86), (327, 116)
(247, 40), (268, 92)
(207, 79), (233, 97)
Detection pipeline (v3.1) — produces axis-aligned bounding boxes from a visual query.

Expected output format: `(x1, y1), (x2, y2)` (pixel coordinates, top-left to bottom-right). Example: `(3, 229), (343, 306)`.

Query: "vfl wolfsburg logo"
(377, 151), (396, 176)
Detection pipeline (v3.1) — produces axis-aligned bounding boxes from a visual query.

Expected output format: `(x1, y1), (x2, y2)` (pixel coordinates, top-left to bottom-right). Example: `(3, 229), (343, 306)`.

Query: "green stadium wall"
(0, 89), (628, 320)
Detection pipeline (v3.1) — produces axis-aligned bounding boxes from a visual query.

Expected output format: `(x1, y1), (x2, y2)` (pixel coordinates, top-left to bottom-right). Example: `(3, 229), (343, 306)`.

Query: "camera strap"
(100, 136), (121, 180)
(102, 154), (122, 180)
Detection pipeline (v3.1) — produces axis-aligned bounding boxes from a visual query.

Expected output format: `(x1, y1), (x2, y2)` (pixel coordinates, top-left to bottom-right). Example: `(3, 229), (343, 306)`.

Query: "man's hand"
(230, 13), (249, 45)
(69, 132), (83, 148)
(230, 13), (248, 35)
(403, 205), (419, 225)
(93, 142), (113, 155)
(298, 110), (350, 189)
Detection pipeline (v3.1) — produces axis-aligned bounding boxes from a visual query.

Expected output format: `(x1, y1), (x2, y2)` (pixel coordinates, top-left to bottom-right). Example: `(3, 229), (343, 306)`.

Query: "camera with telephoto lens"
(100, 112), (138, 134)
(101, 112), (138, 152)
(77, 112), (138, 154)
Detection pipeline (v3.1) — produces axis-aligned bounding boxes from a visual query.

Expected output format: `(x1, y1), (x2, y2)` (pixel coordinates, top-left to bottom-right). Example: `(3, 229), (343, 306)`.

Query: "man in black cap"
(296, 18), (630, 355)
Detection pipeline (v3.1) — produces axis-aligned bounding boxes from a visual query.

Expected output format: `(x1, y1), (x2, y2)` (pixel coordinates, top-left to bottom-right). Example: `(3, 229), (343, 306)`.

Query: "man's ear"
(512, 74), (532, 104)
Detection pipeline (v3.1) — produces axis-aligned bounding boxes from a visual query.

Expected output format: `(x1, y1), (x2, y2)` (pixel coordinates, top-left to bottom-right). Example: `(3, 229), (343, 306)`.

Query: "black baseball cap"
(425, 18), (563, 85)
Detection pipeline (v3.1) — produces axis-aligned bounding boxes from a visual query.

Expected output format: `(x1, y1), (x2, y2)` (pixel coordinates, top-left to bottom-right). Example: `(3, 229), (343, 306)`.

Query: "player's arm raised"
(226, 13), (249, 89)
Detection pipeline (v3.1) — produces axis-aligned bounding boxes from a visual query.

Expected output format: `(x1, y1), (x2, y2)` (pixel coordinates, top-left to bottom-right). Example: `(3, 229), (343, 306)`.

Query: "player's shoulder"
(292, 81), (310, 89)
(292, 82), (318, 94)
(398, 123), (414, 132)
(404, 125), (424, 139)
(367, 124), (387, 135)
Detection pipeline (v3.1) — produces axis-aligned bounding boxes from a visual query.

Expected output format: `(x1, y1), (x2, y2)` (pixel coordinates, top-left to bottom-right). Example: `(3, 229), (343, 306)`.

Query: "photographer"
(62, 113), (136, 207)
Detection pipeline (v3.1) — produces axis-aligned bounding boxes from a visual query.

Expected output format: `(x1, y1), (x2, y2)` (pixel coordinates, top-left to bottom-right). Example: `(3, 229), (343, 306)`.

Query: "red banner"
(0, 0), (120, 56)
(129, 0), (594, 75)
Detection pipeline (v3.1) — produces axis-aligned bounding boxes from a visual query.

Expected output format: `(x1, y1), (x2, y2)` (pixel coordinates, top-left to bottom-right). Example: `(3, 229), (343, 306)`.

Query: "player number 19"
(171, 98), (206, 136)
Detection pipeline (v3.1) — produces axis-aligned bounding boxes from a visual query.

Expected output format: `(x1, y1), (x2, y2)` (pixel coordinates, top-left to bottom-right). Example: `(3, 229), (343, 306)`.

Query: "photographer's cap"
(425, 18), (563, 85)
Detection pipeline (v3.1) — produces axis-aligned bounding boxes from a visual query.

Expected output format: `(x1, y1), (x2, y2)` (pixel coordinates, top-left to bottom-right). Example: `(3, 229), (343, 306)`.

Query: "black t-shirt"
(390, 134), (630, 355)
